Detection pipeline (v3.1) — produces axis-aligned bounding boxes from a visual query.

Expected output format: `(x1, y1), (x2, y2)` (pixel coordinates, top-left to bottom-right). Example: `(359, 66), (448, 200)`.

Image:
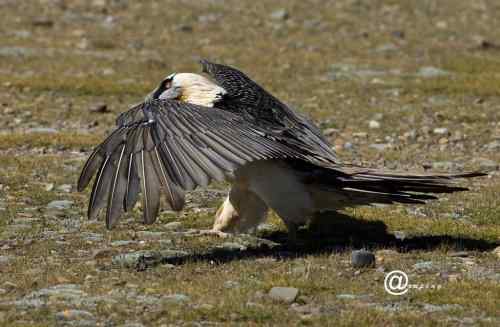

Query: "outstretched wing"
(200, 59), (338, 163)
(78, 99), (317, 229)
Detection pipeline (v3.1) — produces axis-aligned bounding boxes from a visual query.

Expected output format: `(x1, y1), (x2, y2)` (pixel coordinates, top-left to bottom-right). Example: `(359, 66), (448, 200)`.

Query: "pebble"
(268, 287), (299, 303)
(56, 184), (72, 193)
(493, 246), (500, 259)
(55, 309), (95, 324)
(351, 250), (375, 268)
(89, 103), (108, 113)
(270, 9), (289, 21)
(433, 127), (449, 135)
(26, 127), (58, 134)
(0, 255), (12, 265)
(472, 158), (498, 171)
(369, 143), (390, 151)
(417, 66), (450, 78)
(368, 120), (381, 129)
(413, 261), (434, 270)
(486, 140), (500, 150)
(136, 231), (167, 240)
(46, 200), (74, 210)
(163, 293), (190, 303)
(219, 242), (247, 251)
(164, 221), (182, 230)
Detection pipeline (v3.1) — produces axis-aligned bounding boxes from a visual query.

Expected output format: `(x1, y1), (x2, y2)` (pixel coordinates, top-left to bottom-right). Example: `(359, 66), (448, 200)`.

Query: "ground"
(0, 0), (499, 326)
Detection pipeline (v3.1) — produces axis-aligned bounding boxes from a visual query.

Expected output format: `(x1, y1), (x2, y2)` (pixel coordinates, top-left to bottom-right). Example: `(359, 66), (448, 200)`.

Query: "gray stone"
(336, 294), (371, 300)
(369, 143), (390, 151)
(56, 184), (72, 193)
(47, 200), (74, 210)
(164, 221), (182, 230)
(417, 66), (450, 78)
(269, 287), (299, 303)
(493, 246), (500, 259)
(422, 303), (463, 312)
(223, 280), (240, 289)
(163, 293), (190, 303)
(112, 250), (188, 268)
(368, 120), (381, 129)
(0, 256), (11, 265)
(270, 9), (289, 20)
(375, 43), (399, 52)
(81, 232), (104, 242)
(431, 161), (457, 171)
(55, 309), (95, 323)
(472, 158), (498, 171)
(136, 231), (166, 240)
(351, 250), (375, 268)
(26, 127), (58, 134)
(110, 240), (135, 247)
(486, 140), (500, 150)
(433, 127), (449, 135)
(413, 261), (434, 270)
(219, 242), (247, 251)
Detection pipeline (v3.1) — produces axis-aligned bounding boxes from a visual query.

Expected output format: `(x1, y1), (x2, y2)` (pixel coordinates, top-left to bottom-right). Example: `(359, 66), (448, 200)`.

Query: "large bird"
(77, 60), (483, 242)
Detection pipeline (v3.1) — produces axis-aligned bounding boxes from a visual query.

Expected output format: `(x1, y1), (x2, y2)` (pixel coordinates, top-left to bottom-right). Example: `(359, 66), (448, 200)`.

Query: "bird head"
(146, 73), (226, 107)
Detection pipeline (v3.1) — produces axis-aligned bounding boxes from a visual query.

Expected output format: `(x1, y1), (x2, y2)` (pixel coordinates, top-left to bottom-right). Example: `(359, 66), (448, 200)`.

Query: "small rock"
(369, 143), (390, 151)
(368, 120), (381, 129)
(431, 161), (456, 171)
(351, 250), (375, 268)
(90, 103), (109, 113)
(46, 200), (74, 210)
(0, 255), (12, 265)
(433, 127), (449, 135)
(343, 142), (353, 150)
(56, 184), (72, 193)
(268, 287), (299, 303)
(223, 280), (240, 289)
(164, 221), (182, 230)
(26, 127), (58, 134)
(336, 294), (369, 300)
(32, 18), (54, 27)
(413, 261), (434, 270)
(493, 246), (500, 259)
(219, 242), (247, 251)
(55, 309), (95, 323)
(417, 66), (450, 78)
(323, 128), (339, 137)
(44, 183), (55, 191)
(472, 158), (498, 171)
(163, 293), (190, 303)
(110, 240), (135, 247)
(136, 231), (166, 240)
(487, 140), (500, 150)
(270, 9), (289, 20)
(422, 303), (463, 312)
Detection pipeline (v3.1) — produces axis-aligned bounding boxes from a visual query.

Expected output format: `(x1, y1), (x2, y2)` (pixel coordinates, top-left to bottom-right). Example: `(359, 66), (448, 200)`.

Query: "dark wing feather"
(200, 59), (338, 163)
(78, 99), (316, 229)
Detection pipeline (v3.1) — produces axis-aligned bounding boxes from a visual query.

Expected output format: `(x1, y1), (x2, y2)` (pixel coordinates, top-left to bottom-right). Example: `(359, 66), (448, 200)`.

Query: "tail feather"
(308, 166), (486, 209)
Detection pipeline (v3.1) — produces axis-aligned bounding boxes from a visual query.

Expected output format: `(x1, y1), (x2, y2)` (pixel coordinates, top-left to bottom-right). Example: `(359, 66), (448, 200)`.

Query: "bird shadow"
(137, 211), (498, 270)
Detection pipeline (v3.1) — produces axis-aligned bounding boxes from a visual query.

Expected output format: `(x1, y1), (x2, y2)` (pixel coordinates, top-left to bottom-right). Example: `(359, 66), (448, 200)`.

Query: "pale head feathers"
(169, 73), (226, 107)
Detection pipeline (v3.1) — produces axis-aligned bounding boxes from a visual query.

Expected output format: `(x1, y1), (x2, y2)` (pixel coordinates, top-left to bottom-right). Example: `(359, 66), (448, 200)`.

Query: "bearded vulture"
(77, 60), (483, 242)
